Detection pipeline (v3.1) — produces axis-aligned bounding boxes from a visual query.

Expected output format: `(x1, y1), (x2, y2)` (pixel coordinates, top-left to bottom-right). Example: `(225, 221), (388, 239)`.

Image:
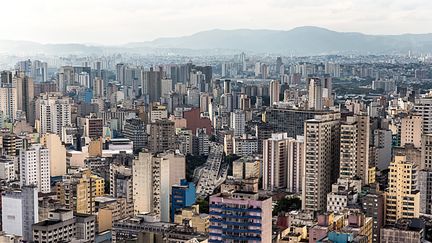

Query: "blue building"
(171, 179), (196, 222)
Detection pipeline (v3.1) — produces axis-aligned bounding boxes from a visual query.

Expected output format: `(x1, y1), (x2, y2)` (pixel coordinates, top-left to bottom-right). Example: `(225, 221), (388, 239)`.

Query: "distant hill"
(2, 26), (432, 56)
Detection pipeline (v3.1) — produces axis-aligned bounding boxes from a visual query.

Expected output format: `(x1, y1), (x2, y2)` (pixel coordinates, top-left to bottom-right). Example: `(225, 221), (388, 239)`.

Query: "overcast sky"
(2, 0), (432, 44)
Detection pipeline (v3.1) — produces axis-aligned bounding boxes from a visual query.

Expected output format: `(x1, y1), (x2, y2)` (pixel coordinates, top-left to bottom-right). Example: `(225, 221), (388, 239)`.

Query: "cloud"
(0, 0), (431, 44)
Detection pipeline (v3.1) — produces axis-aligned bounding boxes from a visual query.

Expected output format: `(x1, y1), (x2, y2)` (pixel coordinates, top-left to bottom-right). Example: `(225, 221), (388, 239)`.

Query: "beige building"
(96, 197), (134, 233)
(174, 205), (209, 233)
(133, 151), (185, 222)
(385, 155), (420, 224)
(400, 114), (422, 148)
(302, 113), (340, 212)
(223, 133), (234, 155)
(40, 133), (66, 177)
(232, 156), (260, 180)
(339, 114), (370, 184)
(56, 169), (105, 214)
(269, 80), (280, 105)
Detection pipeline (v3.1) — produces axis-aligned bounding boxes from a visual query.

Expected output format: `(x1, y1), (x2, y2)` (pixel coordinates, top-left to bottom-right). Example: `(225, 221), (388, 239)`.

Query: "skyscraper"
(339, 114), (370, 184)
(302, 113), (340, 212)
(230, 109), (246, 137)
(40, 133), (66, 177)
(400, 114), (422, 148)
(142, 67), (163, 103)
(14, 72), (34, 122)
(149, 119), (176, 153)
(263, 133), (304, 193)
(307, 77), (323, 110)
(133, 151), (185, 222)
(36, 93), (72, 141)
(269, 79), (280, 105)
(0, 84), (17, 121)
(20, 144), (50, 193)
(385, 155), (419, 224)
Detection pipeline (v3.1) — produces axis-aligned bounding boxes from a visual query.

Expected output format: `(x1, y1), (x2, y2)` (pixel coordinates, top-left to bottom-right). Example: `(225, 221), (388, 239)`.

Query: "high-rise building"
(161, 78), (173, 98)
(400, 114), (422, 148)
(371, 129), (393, 170)
(133, 151), (185, 222)
(14, 73), (34, 122)
(230, 109), (245, 137)
(93, 77), (104, 98)
(421, 134), (432, 170)
(322, 75), (333, 108)
(302, 113), (340, 212)
(20, 144), (50, 193)
(123, 118), (147, 152)
(339, 114), (370, 184)
(263, 107), (333, 137)
(419, 169), (432, 216)
(36, 93), (72, 141)
(307, 77), (323, 110)
(110, 162), (133, 203)
(0, 156), (15, 182)
(269, 80), (280, 105)
(385, 155), (419, 224)
(40, 133), (66, 177)
(55, 169), (104, 214)
(200, 92), (210, 113)
(232, 156), (261, 180)
(361, 186), (385, 243)
(116, 63), (126, 84)
(58, 66), (74, 93)
(414, 97), (432, 134)
(263, 133), (304, 193)
(82, 113), (103, 140)
(142, 67), (163, 103)
(209, 191), (272, 243)
(1, 186), (38, 241)
(149, 119), (175, 153)
(1, 70), (13, 85)
(0, 85), (17, 121)
(195, 128), (210, 156)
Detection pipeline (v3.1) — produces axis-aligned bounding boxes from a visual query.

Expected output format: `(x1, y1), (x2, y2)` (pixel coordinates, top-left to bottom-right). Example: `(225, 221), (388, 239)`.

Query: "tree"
(273, 197), (301, 216)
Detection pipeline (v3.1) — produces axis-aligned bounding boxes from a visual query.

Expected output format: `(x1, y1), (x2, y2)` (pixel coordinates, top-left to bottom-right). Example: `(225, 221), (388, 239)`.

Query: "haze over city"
(1, 1), (432, 243)
(1, 0), (432, 44)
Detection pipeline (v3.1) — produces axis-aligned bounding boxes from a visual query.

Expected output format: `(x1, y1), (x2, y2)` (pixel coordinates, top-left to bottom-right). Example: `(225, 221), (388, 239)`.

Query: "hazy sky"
(2, 0), (432, 44)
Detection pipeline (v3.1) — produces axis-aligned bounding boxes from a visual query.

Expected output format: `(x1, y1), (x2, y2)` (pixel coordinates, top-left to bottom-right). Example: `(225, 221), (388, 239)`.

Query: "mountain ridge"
(2, 26), (432, 55)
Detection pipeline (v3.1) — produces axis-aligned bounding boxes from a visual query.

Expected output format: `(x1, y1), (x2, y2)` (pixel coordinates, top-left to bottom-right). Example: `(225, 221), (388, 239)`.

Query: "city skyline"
(1, 0), (432, 44)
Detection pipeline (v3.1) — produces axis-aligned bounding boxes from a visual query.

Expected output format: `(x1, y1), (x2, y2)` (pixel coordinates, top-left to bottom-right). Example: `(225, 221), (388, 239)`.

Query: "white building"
(1, 186), (38, 241)
(233, 135), (258, 157)
(415, 97), (432, 134)
(196, 128), (210, 156)
(327, 178), (362, 213)
(36, 93), (72, 141)
(263, 133), (304, 193)
(230, 109), (245, 137)
(269, 80), (280, 105)
(20, 144), (50, 193)
(0, 86), (17, 121)
(187, 87), (200, 107)
(0, 156), (15, 182)
(78, 72), (90, 88)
